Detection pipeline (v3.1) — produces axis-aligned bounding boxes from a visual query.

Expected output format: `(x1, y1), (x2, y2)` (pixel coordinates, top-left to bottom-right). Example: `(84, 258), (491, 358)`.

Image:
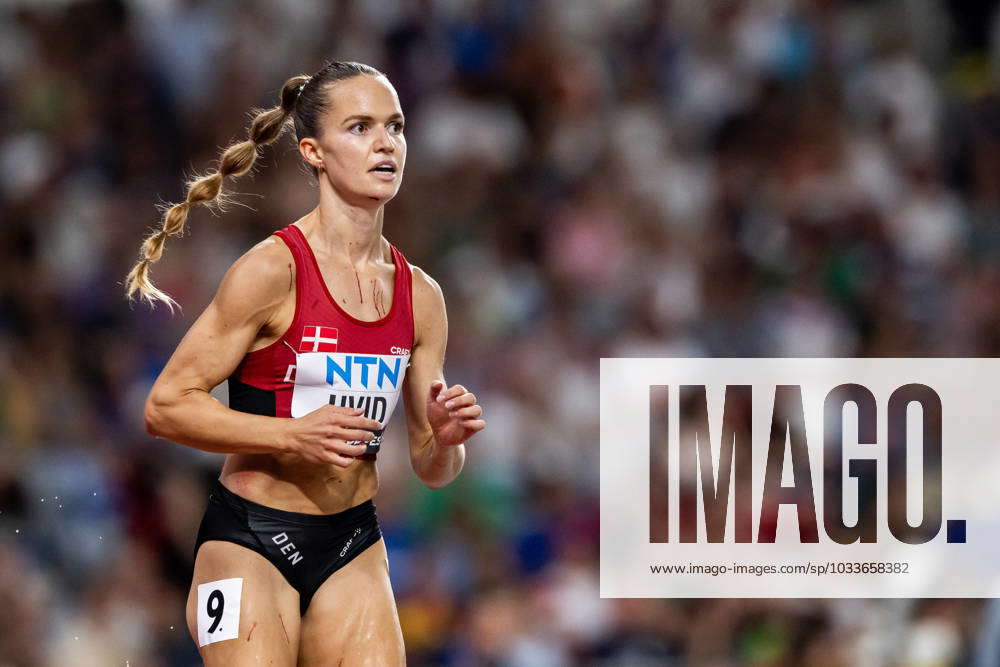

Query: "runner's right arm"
(143, 238), (380, 466)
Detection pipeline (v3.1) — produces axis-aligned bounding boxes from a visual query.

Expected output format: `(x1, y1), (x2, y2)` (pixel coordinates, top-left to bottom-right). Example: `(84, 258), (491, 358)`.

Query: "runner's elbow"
(421, 477), (449, 491)
(415, 469), (454, 490)
(144, 386), (177, 437)
(143, 393), (165, 437)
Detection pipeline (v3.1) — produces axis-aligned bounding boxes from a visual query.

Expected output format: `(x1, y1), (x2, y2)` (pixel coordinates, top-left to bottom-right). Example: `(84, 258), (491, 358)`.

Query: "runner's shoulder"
(408, 264), (446, 345)
(215, 234), (295, 321)
(410, 264), (443, 303)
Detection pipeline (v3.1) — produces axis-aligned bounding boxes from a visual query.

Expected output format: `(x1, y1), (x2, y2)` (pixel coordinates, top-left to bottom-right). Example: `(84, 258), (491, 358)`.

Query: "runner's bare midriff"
(219, 453), (378, 514)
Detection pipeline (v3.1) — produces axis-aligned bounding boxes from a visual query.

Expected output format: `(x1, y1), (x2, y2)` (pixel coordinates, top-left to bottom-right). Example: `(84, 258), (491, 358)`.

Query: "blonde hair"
(125, 74), (309, 310)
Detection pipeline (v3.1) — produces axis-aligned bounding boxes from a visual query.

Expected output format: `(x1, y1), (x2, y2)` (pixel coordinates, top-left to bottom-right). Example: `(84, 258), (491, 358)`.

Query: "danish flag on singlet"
(299, 325), (339, 353)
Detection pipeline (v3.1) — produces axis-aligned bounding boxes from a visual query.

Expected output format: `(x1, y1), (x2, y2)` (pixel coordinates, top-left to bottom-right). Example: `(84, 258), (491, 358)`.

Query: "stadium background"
(1, 0), (999, 664)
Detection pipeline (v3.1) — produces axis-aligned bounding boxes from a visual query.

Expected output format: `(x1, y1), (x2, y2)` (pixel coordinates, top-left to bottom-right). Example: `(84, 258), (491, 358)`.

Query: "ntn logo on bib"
(325, 354), (404, 390)
(290, 352), (411, 424)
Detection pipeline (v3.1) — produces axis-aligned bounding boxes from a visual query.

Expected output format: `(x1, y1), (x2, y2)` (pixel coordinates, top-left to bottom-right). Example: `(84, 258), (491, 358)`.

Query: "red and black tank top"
(228, 223), (414, 455)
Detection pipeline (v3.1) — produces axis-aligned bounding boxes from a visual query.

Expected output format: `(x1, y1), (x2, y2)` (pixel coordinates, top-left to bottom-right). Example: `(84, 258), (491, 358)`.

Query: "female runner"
(127, 61), (484, 664)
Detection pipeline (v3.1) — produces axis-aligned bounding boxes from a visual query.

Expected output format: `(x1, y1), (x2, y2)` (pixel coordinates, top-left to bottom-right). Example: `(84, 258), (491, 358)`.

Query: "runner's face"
(312, 75), (406, 206)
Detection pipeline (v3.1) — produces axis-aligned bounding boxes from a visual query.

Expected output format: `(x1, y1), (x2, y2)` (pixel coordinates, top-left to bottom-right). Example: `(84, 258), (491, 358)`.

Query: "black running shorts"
(194, 479), (383, 615)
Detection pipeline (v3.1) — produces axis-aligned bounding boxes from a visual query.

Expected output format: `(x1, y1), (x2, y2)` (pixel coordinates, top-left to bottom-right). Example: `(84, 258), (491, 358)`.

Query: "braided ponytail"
(125, 74), (310, 310)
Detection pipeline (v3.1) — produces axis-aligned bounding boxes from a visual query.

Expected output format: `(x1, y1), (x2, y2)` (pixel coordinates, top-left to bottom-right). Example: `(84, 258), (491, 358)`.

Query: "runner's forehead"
(325, 76), (403, 124)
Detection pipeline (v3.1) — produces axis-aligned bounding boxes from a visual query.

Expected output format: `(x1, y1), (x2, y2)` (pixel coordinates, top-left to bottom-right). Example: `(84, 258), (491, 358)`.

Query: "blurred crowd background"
(1, 0), (999, 664)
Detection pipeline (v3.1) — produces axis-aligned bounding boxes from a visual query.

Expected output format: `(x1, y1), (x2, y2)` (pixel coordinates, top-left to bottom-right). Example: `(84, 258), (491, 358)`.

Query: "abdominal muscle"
(219, 453), (379, 514)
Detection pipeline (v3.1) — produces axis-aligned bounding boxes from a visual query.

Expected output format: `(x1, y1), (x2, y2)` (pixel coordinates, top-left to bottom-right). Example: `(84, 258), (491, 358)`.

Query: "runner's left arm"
(402, 267), (484, 489)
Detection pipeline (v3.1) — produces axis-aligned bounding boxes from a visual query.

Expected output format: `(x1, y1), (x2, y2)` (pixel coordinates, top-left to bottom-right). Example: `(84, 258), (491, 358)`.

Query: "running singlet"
(228, 223), (414, 456)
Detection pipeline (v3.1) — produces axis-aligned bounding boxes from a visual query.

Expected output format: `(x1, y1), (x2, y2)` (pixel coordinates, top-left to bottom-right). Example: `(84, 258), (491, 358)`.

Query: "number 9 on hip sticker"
(197, 577), (243, 646)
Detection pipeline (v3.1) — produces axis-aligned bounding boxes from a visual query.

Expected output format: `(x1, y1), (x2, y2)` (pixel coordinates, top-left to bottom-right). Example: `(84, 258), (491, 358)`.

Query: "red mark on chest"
(372, 279), (386, 318)
(354, 269), (363, 304)
(246, 621), (257, 642)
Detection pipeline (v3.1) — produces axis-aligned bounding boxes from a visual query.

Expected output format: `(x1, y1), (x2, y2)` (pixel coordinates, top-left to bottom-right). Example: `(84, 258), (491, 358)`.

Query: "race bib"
(290, 352), (410, 452)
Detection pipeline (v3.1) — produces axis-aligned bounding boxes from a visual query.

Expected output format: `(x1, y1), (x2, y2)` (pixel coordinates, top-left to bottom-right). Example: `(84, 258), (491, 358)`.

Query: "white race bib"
(291, 352), (410, 445)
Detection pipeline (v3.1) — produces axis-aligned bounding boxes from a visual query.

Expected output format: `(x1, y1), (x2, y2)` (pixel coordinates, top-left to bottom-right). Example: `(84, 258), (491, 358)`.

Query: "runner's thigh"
(297, 539), (405, 666)
(186, 540), (301, 665)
